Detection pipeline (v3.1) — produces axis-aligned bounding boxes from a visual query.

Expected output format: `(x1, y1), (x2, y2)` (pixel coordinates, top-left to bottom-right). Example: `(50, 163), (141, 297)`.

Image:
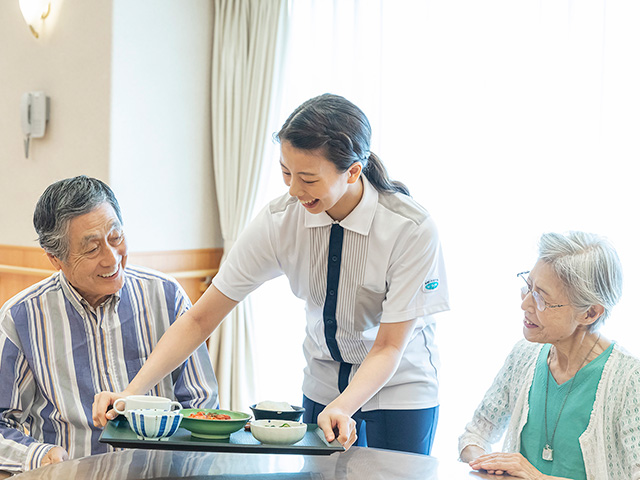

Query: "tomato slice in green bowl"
(179, 408), (251, 439)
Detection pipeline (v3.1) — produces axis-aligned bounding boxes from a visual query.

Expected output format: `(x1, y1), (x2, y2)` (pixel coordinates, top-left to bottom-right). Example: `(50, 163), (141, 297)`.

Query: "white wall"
(0, 0), (112, 246)
(110, 0), (221, 251)
(0, 0), (222, 251)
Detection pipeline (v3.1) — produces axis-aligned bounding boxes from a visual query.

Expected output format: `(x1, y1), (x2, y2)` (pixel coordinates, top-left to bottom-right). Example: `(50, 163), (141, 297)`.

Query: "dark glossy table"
(6, 448), (515, 479)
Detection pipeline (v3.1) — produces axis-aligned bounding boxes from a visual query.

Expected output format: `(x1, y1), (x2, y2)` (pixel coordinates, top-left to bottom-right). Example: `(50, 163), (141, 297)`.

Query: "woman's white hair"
(538, 231), (623, 331)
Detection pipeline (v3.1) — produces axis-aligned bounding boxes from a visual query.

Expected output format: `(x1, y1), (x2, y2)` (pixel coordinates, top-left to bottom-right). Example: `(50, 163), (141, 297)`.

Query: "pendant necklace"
(542, 334), (600, 462)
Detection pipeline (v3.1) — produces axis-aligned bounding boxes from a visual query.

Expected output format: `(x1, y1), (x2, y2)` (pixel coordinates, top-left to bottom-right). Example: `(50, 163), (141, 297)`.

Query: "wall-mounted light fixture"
(19, 0), (51, 39)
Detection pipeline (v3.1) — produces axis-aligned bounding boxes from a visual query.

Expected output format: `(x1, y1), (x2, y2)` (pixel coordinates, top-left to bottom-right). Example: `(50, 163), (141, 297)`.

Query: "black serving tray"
(99, 417), (344, 455)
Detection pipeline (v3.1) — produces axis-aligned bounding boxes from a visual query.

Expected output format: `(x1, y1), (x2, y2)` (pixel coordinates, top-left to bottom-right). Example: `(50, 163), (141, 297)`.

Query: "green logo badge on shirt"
(423, 279), (439, 292)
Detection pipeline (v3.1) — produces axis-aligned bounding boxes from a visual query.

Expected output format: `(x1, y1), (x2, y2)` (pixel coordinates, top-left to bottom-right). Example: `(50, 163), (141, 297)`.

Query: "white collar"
(303, 175), (378, 236)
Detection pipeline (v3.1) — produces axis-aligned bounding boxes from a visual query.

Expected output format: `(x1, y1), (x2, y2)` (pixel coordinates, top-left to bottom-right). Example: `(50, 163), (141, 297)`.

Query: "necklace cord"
(544, 334), (601, 449)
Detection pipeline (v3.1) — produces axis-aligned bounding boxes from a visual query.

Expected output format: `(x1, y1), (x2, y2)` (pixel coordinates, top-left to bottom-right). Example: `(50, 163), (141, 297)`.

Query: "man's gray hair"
(538, 231), (622, 331)
(33, 176), (123, 262)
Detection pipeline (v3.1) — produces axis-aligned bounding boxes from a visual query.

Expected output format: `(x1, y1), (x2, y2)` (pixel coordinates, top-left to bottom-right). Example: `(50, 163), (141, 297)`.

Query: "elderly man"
(0, 176), (218, 474)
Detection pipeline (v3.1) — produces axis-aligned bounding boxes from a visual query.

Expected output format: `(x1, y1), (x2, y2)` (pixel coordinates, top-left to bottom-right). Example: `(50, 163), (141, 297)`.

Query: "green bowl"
(179, 408), (251, 439)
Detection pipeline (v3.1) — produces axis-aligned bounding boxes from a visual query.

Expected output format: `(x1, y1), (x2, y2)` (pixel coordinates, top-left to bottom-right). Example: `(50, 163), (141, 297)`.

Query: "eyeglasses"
(517, 271), (569, 312)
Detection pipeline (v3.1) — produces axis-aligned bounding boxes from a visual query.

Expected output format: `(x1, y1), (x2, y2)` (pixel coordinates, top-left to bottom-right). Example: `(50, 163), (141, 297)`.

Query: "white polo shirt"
(213, 176), (449, 411)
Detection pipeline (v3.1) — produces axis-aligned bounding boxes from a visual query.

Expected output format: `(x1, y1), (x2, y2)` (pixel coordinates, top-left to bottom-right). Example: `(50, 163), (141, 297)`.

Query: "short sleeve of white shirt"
(377, 202), (448, 324)
(212, 202), (286, 302)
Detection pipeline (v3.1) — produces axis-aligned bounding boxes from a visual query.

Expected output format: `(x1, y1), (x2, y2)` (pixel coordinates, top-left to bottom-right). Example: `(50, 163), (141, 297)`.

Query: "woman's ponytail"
(363, 152), (410, 196)
(277, 93), (410, 197)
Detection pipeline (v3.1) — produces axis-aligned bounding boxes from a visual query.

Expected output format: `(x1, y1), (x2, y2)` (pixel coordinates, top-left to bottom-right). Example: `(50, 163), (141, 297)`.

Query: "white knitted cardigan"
(458, 339), (640, 480)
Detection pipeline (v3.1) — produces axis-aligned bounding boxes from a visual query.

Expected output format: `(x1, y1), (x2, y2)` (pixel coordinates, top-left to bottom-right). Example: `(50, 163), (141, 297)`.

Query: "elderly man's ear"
(46, 253), (63, 271)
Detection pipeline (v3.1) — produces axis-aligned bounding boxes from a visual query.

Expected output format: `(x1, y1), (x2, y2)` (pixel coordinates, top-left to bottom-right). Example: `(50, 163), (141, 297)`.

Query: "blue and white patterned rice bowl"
(128, 408), (183, 441)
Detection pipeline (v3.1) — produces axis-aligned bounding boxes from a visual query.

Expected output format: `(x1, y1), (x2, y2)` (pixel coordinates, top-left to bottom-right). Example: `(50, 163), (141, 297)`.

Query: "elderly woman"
(459, 231), (640, 480)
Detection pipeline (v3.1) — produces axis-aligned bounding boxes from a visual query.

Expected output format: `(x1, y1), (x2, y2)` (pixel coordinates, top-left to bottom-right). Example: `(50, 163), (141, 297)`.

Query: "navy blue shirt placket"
(322, 223), (352, 393)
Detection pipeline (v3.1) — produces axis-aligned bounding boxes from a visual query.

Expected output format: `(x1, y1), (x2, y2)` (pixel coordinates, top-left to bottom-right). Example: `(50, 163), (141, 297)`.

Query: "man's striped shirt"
(0, 266), (217, 473)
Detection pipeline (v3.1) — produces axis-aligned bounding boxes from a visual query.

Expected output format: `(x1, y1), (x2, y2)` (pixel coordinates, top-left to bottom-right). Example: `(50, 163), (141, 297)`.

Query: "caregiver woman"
(460, 232), (640, 479)
(93, 94), (449, 454)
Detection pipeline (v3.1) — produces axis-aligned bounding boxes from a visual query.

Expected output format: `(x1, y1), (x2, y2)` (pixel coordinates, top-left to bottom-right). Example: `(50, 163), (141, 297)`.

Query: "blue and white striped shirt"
(0, 265), (218, 473)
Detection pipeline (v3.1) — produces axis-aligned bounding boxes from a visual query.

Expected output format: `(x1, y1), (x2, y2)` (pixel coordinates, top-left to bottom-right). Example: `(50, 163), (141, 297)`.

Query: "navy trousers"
(302, 395), (439, 455)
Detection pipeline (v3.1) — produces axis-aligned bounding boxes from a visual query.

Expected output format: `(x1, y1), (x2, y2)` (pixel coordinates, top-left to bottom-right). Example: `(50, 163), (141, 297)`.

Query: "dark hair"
(33, 176), (122, 261)
(276, 93), (409, 196)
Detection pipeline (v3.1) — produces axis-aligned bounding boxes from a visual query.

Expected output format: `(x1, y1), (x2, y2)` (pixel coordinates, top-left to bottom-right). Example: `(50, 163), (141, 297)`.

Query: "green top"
(521, 341), (614, 480)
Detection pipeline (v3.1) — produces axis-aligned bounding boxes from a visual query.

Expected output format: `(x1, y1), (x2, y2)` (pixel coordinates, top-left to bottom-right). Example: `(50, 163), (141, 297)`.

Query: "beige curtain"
(209, 0), (288, 411)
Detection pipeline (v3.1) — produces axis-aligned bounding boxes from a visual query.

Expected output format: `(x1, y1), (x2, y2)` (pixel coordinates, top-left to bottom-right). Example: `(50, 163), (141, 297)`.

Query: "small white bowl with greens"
(250, 419), (307, 445)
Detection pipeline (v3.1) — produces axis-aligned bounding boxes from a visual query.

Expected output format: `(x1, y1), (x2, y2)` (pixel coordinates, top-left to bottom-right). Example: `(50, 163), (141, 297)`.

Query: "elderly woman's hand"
(469, 452), (548, 479)
(316, 406), (357, 450)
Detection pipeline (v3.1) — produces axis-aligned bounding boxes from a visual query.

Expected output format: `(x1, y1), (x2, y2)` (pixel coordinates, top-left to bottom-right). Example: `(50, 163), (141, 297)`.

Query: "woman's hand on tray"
(317, 406), (357, 450)
(92, 390), (128, 427)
